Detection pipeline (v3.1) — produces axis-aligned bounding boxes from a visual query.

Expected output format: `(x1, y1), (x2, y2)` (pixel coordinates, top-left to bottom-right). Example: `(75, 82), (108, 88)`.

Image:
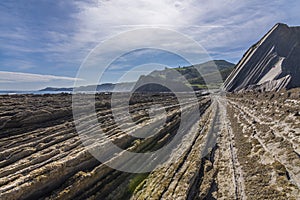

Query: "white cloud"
(1, 0), (299, 90)
(1, 60), (38, 71)
(63, 0), (297, 86)
(2, 0), (296, 64)
(0, 71), (81, 83)
(68, 0), (290, 59)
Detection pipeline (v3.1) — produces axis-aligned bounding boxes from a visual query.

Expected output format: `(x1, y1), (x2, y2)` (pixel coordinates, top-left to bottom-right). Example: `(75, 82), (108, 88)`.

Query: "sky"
(0, 0), (299, 90)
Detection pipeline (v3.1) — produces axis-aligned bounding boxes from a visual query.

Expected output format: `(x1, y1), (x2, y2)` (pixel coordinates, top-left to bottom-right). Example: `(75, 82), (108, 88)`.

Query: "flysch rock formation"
(224, 23), (300, 92)
(1, 90), (300, 200)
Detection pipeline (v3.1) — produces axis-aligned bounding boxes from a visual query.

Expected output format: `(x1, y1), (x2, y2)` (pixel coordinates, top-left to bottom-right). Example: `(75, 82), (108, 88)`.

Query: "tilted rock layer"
(1, 91), (299, 199)
(224, 23), (300, 92)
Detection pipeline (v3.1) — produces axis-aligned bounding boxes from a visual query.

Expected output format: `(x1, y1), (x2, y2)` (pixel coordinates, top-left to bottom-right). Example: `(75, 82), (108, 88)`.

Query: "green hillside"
(136, 60), (235, 91)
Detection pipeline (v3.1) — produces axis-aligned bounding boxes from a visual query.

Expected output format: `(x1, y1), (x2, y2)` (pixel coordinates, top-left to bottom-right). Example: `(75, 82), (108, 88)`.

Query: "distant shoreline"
(0, 91), (72, 95)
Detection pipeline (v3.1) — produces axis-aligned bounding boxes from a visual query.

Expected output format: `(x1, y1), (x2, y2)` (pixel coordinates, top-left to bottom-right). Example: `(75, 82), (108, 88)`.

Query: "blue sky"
(0, 0), (299, 90)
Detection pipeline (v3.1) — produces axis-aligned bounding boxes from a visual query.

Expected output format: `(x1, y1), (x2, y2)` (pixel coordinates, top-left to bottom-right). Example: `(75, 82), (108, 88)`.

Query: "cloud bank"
(0, 0), (299, 89)
(0, 71), (82, 90)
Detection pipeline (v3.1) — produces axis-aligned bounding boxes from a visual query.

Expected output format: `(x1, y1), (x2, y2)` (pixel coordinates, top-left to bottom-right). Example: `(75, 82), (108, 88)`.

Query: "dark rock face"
(224, 23), (300, 92)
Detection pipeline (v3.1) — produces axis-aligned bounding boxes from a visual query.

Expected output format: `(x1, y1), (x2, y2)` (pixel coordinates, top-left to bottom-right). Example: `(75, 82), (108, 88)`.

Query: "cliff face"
(224, 23), (300, 92)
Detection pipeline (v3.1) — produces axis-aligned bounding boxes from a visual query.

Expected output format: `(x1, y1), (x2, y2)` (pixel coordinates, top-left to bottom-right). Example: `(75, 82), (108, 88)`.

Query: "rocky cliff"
(224, 23), (300, 92)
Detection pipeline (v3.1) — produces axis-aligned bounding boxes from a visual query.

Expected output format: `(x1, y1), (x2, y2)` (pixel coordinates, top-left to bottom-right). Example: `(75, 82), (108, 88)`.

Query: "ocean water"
(0, 91), (72, 95)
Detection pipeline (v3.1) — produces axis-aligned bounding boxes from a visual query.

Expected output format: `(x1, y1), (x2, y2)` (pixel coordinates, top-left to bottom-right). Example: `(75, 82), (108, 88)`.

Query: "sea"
(0, 91), (72, 95)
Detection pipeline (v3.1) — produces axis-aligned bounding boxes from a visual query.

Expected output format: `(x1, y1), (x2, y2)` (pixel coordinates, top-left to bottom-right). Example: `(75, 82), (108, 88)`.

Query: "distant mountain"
(39, 82), (135, 92)
(224, 23), (300, 92)
(75, 82), (135, 92)
(135, 60), (235, 92)
(40, 60), (234, 93)
(40, 87), (73, 92)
